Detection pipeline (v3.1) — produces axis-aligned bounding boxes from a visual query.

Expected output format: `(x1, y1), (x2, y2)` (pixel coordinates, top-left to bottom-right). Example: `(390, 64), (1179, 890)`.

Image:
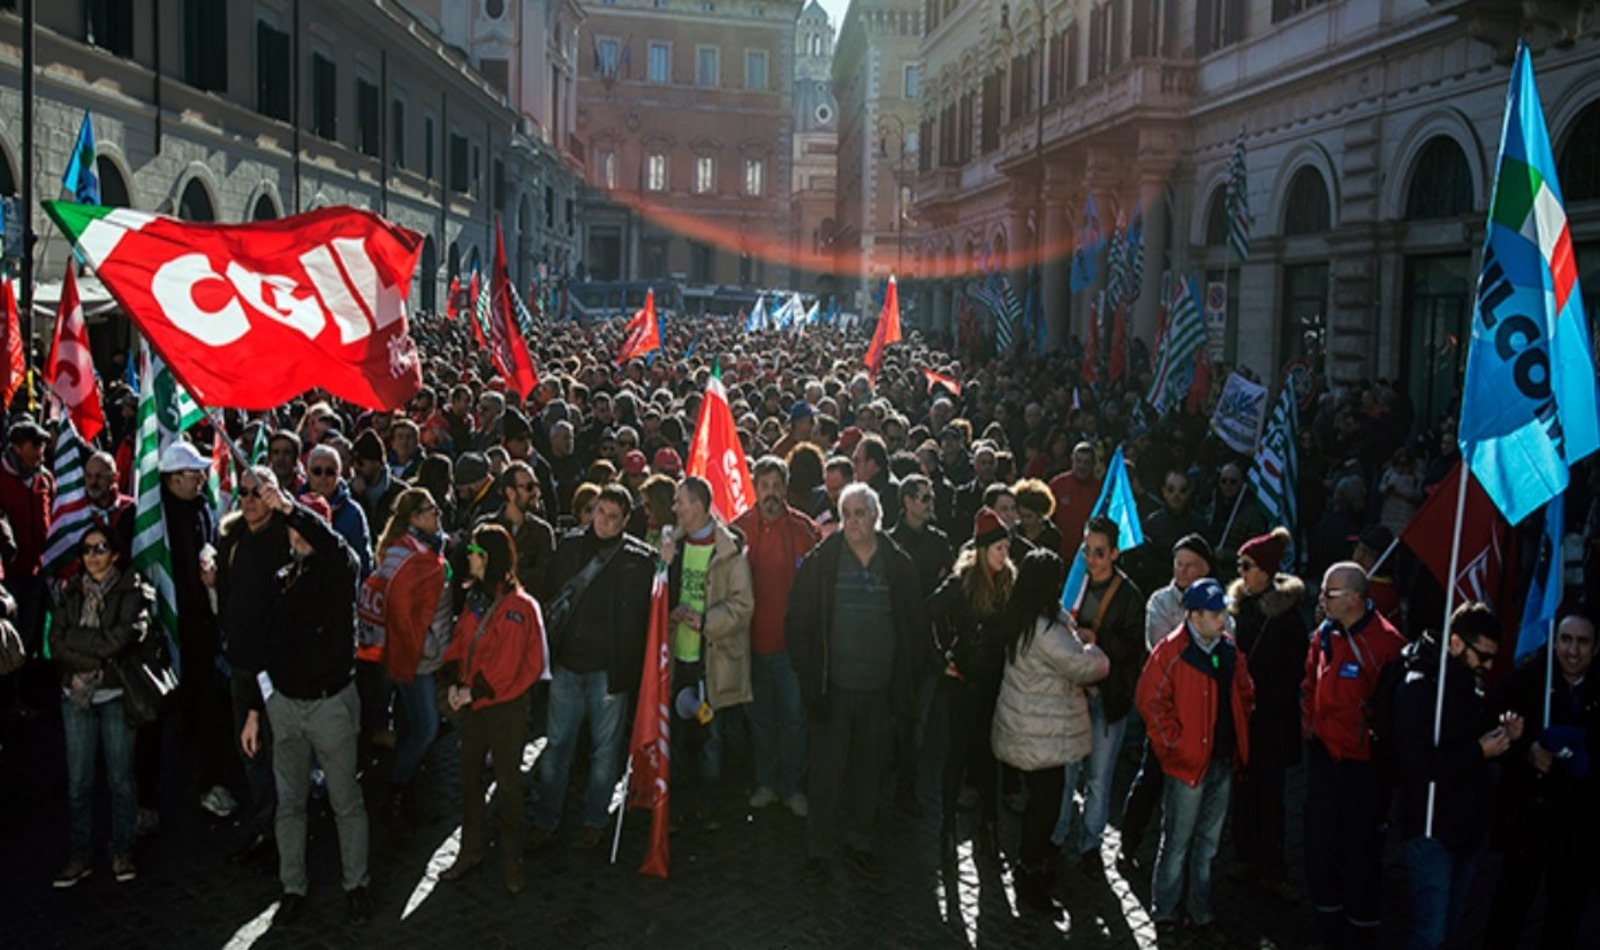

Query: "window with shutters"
(311, 54), (338, 140)
(697, 47), (720, 87)
(980, 71), (1002, 154)
(1087, 6), (1106, 80)
(1196, 0), (1245, 55)
(450, 133), (470, 193)
(424, 117), (436, 180)
(745, 50), (768, 90)
(85, 0), (134, 57)
(391, 101), (406, 169)
(649, 42), (671, 83)
(357, 78), (380, 157)
(1283, 167), (1331, 236)
(744, 158), (764, 197)
(647, 153), (667, 191)
(256, 21), (291, 121)
(1404, 137), (1474, 220)
(1065, 21), (1080, 92)
(184, 0), (228, 92)
(1109, 0), (1125, 71)
(695, 156), (715, 194)
(958, 93), (973, 163)
(1047, 31), (1064, 102)
(598, 150), (618, 189)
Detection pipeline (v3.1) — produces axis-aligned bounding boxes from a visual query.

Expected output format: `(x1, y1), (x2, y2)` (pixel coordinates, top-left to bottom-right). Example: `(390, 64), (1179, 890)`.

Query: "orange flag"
(921, 368), (961, 397)
(863, 276), (901, 377)
(616, 289), (661, 364)
(627, 566), (673, 878)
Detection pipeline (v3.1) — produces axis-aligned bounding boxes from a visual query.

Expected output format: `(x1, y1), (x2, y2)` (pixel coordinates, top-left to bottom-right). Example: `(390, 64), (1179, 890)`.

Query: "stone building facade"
(574, 0), (801, 288)
(789, 0), (838, 294)
(909, 0), (1600, 425)
(0, 0), (583, 328)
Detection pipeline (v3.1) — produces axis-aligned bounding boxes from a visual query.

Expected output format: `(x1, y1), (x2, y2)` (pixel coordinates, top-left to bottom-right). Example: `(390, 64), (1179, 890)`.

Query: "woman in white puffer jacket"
(991, 548), (1110, 920)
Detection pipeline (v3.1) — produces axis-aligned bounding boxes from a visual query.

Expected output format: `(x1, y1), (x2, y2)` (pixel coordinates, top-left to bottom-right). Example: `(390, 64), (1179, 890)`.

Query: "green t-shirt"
(672, 538), (714, 662)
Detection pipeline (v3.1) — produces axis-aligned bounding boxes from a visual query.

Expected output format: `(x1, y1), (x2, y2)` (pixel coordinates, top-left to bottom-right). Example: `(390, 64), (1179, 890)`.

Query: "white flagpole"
(1544, 565), (1563, 729)
(610, 757), (631, 865)
(1425, 461), (1471, 839)
(1365, 536), (1401, 578)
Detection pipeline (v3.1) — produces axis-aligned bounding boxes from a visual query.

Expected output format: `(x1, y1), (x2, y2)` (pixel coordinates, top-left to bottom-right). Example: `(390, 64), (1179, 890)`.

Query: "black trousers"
(1484, 837), (1598, 949)
(940, 676), (998, 827)
(459, 692), (530, 869)
(1019, 764), (1067, 869)
(807, 686), (892, 859)
(1305, 743), (1386, 945)
(1233, 757), (1288, 876)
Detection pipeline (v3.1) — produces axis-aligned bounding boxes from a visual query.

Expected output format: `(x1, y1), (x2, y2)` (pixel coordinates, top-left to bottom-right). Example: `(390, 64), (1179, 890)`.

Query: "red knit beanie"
(973, 507), (1008, 549)
(1238, 526), (1291, 573)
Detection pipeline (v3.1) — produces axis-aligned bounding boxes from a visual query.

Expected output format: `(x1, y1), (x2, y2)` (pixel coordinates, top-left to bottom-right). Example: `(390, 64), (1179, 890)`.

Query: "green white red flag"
(864, 276), (901, 377)
(686, 364), (753, 521)
(46, 265), (105, 442)
(43, 201), (424, 411)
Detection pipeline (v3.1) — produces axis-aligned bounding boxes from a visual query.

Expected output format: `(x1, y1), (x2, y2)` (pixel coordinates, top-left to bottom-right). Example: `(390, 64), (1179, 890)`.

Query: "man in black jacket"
(530, 483), (655, 851)
(887, 473), (952, 817)
(239, 489), (370, 926)
(786, 482), (927, 886)
(1395, 602), (1521, 950)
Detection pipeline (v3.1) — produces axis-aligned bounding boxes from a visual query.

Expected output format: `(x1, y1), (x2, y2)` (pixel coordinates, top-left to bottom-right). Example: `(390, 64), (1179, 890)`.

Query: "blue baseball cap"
(1183, 578), (1227, 613)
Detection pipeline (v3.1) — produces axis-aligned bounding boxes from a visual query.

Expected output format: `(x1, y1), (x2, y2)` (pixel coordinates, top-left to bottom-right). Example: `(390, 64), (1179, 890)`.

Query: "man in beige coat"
(663, 476), (754, 831)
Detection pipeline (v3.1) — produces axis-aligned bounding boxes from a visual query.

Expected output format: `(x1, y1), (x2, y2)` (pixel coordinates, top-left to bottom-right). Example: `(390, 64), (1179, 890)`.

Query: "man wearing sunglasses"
(1301, 561), (1406, 949)
(1393, 601), (1520, 950)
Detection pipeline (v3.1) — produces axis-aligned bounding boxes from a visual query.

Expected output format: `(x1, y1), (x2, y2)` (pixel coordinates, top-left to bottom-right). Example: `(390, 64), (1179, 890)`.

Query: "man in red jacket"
(733, 456), (818, 818)
(1302, 561), (1406, 948)
(0, 419), (53, 720)
(1047, 442), (1099, 561)
(1137, 578), (1254, 941)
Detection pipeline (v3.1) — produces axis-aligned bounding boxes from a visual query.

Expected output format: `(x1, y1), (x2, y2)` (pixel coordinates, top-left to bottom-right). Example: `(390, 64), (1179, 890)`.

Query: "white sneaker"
(748, 786), (779, 809)
(200, 785), (238, 818)
(784, 793), (809, 818)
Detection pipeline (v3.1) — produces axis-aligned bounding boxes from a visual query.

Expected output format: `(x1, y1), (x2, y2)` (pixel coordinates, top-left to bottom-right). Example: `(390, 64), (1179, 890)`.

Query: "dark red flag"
(864, 276), (901, 377)
(627, 567), (672, 878)
(1401, 462), (1515, 612)
(616, 289), (661, 364)
(488, 216), (539, 396)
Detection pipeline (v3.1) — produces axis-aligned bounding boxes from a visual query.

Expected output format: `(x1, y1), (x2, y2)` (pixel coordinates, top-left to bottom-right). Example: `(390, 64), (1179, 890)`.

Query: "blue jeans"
(392, 673), (439, 786)
(749, 651), (807, 798)
(1053, 696), (1127, 854)
(1404, 836), (1475, 950)
(534, 666), (626, 831)
(1152, 758), (1233, 925)
(63, 697), (138, 861)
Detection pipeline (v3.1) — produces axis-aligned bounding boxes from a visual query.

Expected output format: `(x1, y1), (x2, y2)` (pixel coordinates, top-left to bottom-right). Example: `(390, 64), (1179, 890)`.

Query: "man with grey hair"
(215, 464), (291, 867)
(305, 444), (373, 577)
(547, 419), (584, 520)
(786, 482), (927, 885)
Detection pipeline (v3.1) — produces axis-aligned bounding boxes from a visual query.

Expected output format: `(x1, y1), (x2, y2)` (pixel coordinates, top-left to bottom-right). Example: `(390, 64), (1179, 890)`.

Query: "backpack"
(1363, 650), (1409, 786)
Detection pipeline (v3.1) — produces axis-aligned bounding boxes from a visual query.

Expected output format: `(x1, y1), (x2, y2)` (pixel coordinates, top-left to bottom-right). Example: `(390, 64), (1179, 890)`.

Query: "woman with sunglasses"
(52, 525), (156, 888)
(362, 488), (453, 829)
(1226, 527), (1309, 902)
(438, 524), (549, 893)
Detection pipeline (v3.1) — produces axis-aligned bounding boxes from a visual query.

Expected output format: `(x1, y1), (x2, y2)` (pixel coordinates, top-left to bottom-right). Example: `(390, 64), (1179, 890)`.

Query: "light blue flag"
(1060, 447), (1146, 614)
(1070, 193), (1102, 293)
(1515, 495), (1564, 663)
(745, 296), (769, 333)
(1458, 42), (1600, 525)
(62, 112), (99, 205)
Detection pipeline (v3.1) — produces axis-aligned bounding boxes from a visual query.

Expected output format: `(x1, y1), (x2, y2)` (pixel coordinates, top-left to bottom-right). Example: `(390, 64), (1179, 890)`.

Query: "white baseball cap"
(158, 440), (210, 473)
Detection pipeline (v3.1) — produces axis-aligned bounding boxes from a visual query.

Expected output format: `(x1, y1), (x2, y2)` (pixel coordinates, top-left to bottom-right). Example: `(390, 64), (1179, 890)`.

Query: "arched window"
(1404, 136), (1474, 220)
(1, 148), (15, 197)
(1282, 166), (1330, 236)
(97, 156), (130, 208)
(447, 241), (461, 281)
(1204, 186), (1230, 246)
(251, 193), (279, 220)
(1559, 99), (1600, 203)
(177, 178), (215, 221)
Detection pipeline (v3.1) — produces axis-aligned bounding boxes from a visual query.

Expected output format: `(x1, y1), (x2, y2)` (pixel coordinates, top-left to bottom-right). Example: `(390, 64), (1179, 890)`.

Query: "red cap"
(972, 507), (1008, 548)
(652, 447), (683, 475)
(297, 493), (333, 524)
(837, 426), (863, 454)
(622, 449), (650, 475)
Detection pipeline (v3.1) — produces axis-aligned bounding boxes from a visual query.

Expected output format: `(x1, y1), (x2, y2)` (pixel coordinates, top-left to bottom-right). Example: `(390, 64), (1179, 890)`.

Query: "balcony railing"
(998, 58), (1195, 161)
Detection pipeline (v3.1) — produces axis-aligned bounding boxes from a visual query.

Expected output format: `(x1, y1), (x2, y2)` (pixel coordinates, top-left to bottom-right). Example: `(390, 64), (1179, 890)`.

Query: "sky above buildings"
(818, 0), (847, 35)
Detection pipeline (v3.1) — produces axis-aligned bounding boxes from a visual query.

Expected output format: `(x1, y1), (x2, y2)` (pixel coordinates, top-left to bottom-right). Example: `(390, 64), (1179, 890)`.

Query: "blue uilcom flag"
(1060, 446), (1145, 614)
(1458, 42), (1600, 525)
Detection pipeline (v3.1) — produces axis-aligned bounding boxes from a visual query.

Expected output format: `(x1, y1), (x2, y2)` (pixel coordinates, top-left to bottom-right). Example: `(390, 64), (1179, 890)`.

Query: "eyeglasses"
(1319, 588), (1349, 599)
(466, 544), (486, 556)
(1238, 559), (1257, 572)
(240, 487), (264, 500)
(310, 467), (338, 477)
(82, 543), (113, 556)
(1464, 641), (1498, 666)
(415, 503), (439, 514)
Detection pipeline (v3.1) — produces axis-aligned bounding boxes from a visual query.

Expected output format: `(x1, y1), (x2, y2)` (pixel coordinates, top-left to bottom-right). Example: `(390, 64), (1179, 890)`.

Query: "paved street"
(2, 692), (1594, 948)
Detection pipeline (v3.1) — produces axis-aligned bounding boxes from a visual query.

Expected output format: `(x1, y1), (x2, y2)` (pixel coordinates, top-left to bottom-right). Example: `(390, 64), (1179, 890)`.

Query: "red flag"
(1081, 299), (1099, 385)
(1108, 303), (1127, 383)
(863, 276), (901, 377)
(616, 289), (661, 364)
(687, 366), (754, 521)
(922, 368), (962, 397)
(46, 267), (105, 442)
(627, 567), (673, 878)
(1401, 462), (1515, 611)
(44, 202), (424, 411)
(488, 216), (539, 396)
(445, 275), (461, 321)
(0, 278), (24, 410)
(1185, 347), (1211, 413)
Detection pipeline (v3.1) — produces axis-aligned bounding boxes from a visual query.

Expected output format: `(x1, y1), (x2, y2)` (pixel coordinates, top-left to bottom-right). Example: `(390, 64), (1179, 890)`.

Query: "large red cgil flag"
(0, 278), (25, 410)
(488, 216), (539, 396)
(43, 201), (424, 411)
(616, 289), (661, 364)
(626, 566), (673, 878)
(864, 276), (901, 377)
(1401, 461), (1516, 613)
(687, 364), (754, 521)
(46, 266), (106, 442)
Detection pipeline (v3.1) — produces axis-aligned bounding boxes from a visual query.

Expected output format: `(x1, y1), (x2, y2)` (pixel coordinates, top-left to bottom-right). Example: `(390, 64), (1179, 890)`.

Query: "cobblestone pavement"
(2, 691), (1595, 948)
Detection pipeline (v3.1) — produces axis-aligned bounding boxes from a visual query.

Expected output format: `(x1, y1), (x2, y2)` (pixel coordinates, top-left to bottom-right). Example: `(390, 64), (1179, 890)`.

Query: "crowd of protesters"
(0, 304), (1597, 948)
